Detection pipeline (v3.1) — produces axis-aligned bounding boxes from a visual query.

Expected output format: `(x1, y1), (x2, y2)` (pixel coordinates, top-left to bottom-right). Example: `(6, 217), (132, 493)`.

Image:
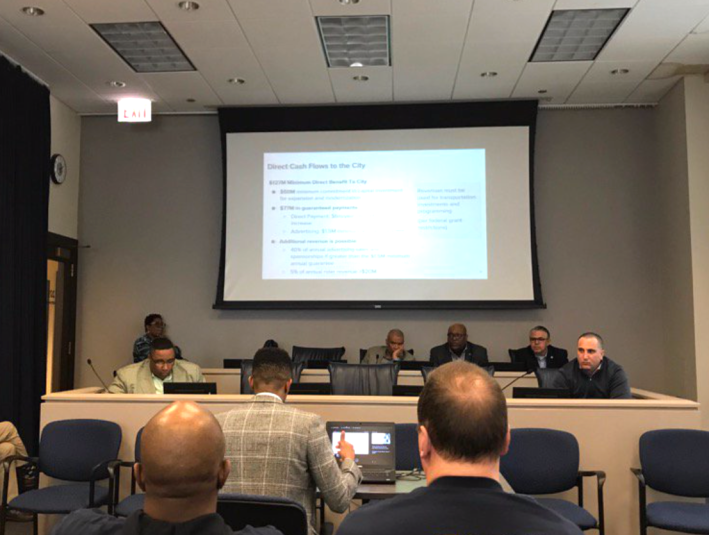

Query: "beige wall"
(684, 75), (709, 425)
(49, 96), (81, 239)
(654, 80), (697, 400)
(76, 109), (671, 392)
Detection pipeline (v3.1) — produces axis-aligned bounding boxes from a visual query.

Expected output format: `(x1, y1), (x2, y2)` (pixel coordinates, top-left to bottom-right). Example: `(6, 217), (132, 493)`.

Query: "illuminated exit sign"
(118, 98), (152, 123)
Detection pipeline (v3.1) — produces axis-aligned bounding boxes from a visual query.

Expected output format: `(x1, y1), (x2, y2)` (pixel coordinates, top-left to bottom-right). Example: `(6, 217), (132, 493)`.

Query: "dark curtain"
(0, 56), (50, 455)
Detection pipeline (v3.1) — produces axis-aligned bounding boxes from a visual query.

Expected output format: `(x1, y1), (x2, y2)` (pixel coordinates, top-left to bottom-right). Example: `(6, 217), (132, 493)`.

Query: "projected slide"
(262, 149), (487, 280)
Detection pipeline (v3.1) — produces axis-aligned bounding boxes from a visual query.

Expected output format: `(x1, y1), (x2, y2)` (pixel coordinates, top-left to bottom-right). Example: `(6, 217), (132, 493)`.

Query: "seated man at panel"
(109, 337), (204, 394)
(52, 401), (280, 535)
(133, 313), (183, 363)
(217, 348), (362, 534)
(429, 323), (488, 367)
(557, 332), (631, 399)
(337, 362), (582, 535)
(362, 328), (410, 364)
(511, 325), (568, 370)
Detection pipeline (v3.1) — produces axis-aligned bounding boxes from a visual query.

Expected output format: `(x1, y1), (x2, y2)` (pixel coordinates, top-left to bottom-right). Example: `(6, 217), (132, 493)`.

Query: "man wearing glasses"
(511, 326), (568, 370)
(110, 338), (203, 394)
(133, 313), (183, 363)
(429, 323), (488, 367)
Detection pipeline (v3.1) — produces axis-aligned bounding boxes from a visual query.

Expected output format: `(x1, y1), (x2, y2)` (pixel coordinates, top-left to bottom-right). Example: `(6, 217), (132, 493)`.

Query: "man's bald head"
(137, 401), (229, 499)
(418, 361), (507, 463)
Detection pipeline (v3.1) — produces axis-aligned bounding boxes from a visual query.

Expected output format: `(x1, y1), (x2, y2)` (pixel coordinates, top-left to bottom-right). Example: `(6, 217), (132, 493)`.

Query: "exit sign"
(118, 98), (152, 123)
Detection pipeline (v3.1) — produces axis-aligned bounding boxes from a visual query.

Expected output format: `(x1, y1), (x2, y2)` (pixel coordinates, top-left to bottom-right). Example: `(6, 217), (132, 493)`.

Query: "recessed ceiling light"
(178, 1), (200, 11)
(480, 71), (498, 77)
(186, 98), (196, 103)
(108, 81), (127, 88)
(531, 8), (629, 62)
(610, 68), (630, 75)
(538, 89), (548, 94)
(353, 75), (369, 82)
(339, 0), (360, 4)
(350, 62), (364, 68)
(228, 78), (246, 85)
(21, 6), (44, 16)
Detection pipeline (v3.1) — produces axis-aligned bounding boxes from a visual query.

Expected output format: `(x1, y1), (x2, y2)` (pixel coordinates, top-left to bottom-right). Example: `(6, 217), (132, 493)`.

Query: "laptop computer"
(326, 422), (396, 484)
(513, 387), (571, 399)
(164, 382), (217, 395)
(289, 382), (331, 395)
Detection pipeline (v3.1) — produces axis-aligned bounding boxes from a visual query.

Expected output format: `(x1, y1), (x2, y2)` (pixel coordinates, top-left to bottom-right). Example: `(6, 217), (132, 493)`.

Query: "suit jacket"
(510, 345), (569, 371)
(108, 360), (204, 394)
(216, 395), (362, 534)
(429, 342), (488, 367)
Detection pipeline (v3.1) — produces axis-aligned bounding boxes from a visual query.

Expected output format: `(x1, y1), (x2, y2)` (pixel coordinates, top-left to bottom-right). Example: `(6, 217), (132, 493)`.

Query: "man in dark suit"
(510, 326), (568, 370)
(429, 323), (488, 367)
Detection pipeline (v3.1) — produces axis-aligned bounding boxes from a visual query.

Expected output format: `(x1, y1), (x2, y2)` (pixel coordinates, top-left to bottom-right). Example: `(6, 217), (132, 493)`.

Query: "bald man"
(429, 323), (488, 367)
(51, 402), (281, 535)
(362, 329), (410, 364)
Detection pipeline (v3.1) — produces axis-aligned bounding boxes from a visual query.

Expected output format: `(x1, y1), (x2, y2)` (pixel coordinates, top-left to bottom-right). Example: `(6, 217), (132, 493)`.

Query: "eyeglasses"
(447, 333), (466, 339)
(150, 322), (166, 328)
(530, 337), (548, 342)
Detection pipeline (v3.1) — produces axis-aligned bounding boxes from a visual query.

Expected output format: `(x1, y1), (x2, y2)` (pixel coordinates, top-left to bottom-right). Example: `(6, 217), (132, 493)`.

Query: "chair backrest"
(421, 366), (434, 383)
(292, 346), (345, 363)
(640, 429), (709, 497)
(483, 365), (495, 377)
(217, 493), (308, 535)
(241, 360), (305, 395)
(508, 348), (525, 363)
(535, 368), (564, 389)
(134, 427), (144, 462)
(328, 362), (399, 395)
(39, 419), (122, 482)
(395, 423), (422, 471)
(500, 428), (579, 494)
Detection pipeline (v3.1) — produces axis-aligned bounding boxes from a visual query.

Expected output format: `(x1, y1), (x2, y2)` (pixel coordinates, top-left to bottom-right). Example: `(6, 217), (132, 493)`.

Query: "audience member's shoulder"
(52, 509), (123, 535)
(117, 361), (143, 374)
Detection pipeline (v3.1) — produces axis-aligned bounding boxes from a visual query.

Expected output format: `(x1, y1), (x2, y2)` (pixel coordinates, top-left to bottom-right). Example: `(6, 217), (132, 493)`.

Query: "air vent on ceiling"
(317, 16), (390, 68)
(92, 22), (195, 73)
(531, 9), (629, 62)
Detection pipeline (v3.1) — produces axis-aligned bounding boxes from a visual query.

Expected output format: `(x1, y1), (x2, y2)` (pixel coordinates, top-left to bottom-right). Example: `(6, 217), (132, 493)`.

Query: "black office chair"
(632, 429), (709, 535)
(508, 348), (525, 363)
(535, 368), (564, 389)
(421, 366), (433, 383)
(240, 360), (305, 395)
(501, 428), (605, 534)
(395, 423), (422, 472)
(328, 362), (399, 395)
(292, 346), (345, 365)
(217, 493), (308, 535)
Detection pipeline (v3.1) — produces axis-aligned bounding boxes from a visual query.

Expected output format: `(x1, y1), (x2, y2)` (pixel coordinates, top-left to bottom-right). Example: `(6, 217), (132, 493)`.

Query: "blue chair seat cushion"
(9, 484), (110, 514)
(115, 493), (145, 517)
(537, 498), (598, 530)
(647, 501), (709, 533)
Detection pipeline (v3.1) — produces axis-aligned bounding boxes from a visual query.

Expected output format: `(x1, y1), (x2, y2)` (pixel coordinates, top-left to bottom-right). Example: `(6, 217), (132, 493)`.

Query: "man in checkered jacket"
(217, 348), (362, 534)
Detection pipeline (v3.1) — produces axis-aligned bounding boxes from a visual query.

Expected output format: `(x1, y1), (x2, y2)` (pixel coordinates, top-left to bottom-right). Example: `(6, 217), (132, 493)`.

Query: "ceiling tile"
(512, 62), (592, 102)
(666, 33), (709, 64)
(164, 19), (245, 50)
(625, 76), (682, 103)
(329, 67), (393, 103)
(309, 0), (391, 16)
(63, 0), (157, 23)
(141, 71), (223, 108)
(145, 0), (236, 22)
(391, 0), (473, 101)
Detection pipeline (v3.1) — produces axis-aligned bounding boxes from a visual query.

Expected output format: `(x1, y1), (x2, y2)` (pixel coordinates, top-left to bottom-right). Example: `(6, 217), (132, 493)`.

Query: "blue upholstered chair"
(328, 362), (399, 395)
(240, 360), (305, 395)
(633, 429), (709, 535)
(112, 428), (144, 517)
(217, 493), (308, 535)
(500, 428), (605, 534)
(0, 419), (121, 535)
(395, 423), (422, 472)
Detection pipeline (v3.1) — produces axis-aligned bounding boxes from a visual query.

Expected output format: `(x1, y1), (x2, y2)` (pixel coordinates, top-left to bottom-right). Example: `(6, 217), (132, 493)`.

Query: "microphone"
(86, 359), (109, 392)
(500, 369), (536, 392)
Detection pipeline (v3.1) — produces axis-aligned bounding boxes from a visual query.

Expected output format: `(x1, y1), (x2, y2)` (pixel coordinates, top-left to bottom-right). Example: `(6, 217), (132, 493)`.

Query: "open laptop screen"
(326, 422), (396, 468)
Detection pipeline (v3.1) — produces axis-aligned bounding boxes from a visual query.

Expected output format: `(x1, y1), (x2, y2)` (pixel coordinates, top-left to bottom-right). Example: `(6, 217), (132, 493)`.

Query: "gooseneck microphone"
(86, 359), (109, 392)
(500, 369), (536, 392)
